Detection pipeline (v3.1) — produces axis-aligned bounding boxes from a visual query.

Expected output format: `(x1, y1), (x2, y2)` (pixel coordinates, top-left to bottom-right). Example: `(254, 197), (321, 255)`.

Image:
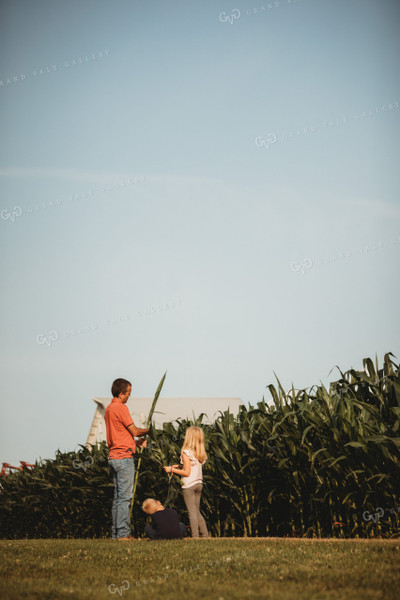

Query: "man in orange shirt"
(105, 378), (149, 540)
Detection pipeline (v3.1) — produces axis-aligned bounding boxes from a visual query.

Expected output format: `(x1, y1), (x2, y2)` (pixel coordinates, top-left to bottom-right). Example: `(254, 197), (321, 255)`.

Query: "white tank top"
(180, 449), (204, 489)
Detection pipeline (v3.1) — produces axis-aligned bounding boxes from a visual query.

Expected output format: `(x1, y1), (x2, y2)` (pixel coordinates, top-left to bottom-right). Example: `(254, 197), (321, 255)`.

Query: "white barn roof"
(87, 397), (243, 447)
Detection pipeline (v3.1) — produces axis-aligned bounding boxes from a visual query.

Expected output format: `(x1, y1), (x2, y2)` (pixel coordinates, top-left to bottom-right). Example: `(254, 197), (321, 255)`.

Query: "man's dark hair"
(112, 378), (132, 398)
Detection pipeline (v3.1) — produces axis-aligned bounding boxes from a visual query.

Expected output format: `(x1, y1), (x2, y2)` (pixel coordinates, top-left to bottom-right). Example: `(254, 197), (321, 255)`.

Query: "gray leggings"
(182, 483), (208, 538)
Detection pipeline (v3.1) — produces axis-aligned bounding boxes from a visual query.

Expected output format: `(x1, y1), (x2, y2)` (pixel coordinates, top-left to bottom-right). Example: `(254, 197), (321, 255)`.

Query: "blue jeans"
(108, 457), (135, 538)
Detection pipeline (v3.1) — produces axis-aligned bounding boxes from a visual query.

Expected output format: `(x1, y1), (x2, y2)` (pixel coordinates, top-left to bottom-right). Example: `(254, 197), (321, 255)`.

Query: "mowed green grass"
(1, 538), (399, 600)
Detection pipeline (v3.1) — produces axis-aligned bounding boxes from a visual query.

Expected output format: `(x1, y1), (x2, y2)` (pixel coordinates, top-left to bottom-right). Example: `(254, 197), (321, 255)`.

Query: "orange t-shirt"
(104, 398), (136, 459)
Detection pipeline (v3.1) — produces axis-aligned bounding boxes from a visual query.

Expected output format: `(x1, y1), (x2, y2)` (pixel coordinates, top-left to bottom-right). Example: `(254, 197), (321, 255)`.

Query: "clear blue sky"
(1, 0), (399, 465)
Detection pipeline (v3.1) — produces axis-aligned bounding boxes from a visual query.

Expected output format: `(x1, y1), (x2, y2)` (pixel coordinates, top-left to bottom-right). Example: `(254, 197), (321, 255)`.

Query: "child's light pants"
(182, 483), (209, 538)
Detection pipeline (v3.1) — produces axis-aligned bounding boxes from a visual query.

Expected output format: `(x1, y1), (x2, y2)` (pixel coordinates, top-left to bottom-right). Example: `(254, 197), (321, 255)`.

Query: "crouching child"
(142, 498), (186, 539)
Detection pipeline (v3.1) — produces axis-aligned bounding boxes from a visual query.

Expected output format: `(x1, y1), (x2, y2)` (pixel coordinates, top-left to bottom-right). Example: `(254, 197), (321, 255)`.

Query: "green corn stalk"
(129, 371), (167, 526)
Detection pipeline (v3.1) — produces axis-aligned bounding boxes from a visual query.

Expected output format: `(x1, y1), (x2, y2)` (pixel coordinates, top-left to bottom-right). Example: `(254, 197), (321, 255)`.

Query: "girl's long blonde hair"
(181, 426), (207, 464)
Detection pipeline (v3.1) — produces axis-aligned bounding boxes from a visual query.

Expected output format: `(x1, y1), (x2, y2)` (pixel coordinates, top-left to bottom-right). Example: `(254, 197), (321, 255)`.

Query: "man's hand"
(137, 438), (147, 448)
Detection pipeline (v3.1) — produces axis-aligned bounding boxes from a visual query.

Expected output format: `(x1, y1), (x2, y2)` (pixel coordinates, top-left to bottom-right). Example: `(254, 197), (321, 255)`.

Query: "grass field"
(1, 538), (399, 600)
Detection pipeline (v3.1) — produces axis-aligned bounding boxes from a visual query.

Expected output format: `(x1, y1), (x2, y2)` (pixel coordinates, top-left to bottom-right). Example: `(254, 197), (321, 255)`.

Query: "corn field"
(1, 353), (399, 538)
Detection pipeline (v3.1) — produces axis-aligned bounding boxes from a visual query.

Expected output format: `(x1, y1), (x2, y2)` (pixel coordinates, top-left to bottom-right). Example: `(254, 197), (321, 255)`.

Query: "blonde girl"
(163, 426), (209, 538)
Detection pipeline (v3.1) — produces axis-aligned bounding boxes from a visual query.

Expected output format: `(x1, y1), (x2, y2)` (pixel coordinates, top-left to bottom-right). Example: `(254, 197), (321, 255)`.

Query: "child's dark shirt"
(151, 508), (182, 539)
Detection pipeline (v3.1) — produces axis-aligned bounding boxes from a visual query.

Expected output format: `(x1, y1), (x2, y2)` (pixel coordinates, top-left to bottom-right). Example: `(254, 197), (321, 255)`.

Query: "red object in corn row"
(0, 461), (34, 476)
